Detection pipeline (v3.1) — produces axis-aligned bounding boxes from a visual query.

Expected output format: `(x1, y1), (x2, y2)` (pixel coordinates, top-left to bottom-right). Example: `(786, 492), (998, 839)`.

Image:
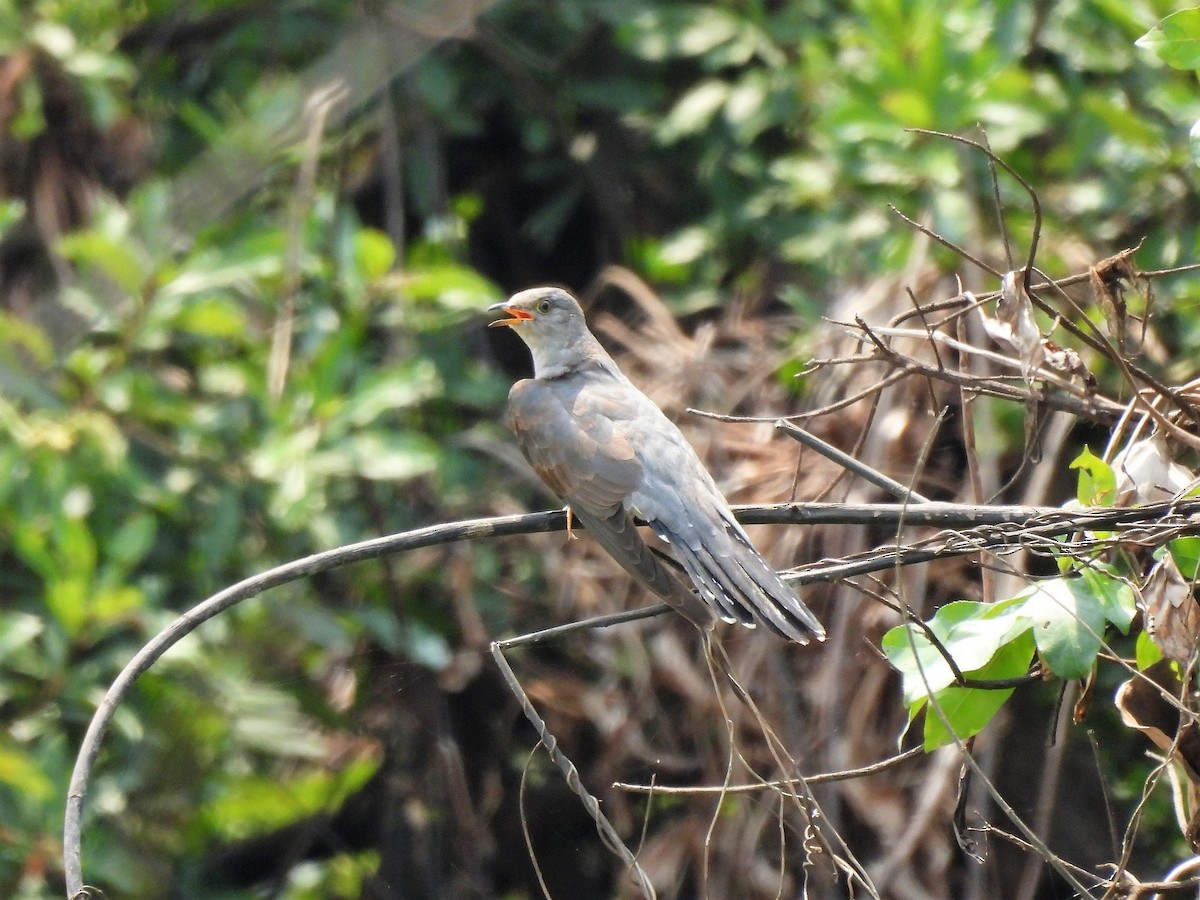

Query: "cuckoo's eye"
(537, 298), (552, 313)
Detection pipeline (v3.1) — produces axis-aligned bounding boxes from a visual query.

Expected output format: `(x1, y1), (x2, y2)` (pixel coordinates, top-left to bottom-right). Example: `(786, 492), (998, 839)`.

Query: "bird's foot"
(564, 505), (577, 540)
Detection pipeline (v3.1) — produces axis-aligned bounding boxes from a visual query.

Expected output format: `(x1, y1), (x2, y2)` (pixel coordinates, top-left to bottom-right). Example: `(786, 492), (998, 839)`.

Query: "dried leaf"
(1089, 250), (1139, 351)
(1112, 434), (1195, 505)
(1042, 339), (1096, 393)
(1141, 553), (1200, 664)
(1187, 783), (1200, 851)
(1073, 667), (1095, 724)
(982, 272), (1043, 377)
(1115, 659), (1200, 783)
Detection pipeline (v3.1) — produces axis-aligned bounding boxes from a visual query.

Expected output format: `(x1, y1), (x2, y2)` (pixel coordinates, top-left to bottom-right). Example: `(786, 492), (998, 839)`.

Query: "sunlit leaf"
(882, 597), (1032, 705)
(354, 228), (396, 279)
(1135, 630), (1165, 670)
(106, 513), (157, 572)
(0, 613), (44, 663)
(0, 744), (54, 800)
(311, 432), (440, 482)
(1019, 570), (1134, 679)
(918, 631), (1035, 751)
(58, 230), (147, 296)
(1069, 445), (1116, 507)
(174, 295), (250, 338)
(45, 576), (89, 637)
(1137, 9), (1200, 71)
(332, 361), (442, 428)
(658, 79), (729, 141)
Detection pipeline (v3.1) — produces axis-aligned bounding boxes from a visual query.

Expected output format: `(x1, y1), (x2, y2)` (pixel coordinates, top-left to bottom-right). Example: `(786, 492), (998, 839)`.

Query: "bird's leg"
(564, 505), (577, 540)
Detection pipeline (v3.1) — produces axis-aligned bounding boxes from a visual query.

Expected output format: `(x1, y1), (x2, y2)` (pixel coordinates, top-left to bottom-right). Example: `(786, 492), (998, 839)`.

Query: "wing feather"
(508, 377), (640, 517)
(508, 375), (715, 629)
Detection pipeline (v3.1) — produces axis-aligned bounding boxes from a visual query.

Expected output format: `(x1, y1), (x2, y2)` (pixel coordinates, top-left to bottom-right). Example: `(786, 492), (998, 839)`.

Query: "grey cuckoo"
(488, 286), (825, 644)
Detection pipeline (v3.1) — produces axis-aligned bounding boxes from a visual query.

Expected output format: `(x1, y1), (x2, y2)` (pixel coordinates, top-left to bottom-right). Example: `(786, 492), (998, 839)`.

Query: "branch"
(62, 498), (1200, 893)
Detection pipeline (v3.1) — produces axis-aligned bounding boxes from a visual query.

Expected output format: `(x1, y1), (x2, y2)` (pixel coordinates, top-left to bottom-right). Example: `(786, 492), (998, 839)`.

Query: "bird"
(488, 286), (825, 644)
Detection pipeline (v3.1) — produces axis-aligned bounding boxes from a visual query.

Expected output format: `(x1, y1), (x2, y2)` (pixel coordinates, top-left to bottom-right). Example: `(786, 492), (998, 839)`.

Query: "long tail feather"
(653, 520), (824, 644)
(569, 506), (715, 629)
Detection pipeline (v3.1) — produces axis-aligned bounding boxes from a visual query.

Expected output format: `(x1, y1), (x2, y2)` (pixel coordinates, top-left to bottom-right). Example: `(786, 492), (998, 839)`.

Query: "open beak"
(487, 303), (534, 328)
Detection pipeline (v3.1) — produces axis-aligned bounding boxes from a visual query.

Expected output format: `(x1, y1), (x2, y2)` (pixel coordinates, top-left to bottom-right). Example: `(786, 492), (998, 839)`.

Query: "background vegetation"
(4, 0), (1200, 897)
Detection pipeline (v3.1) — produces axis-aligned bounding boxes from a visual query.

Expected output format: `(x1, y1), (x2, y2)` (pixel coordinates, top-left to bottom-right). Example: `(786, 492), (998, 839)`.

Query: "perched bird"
(488, 286), (824, 644)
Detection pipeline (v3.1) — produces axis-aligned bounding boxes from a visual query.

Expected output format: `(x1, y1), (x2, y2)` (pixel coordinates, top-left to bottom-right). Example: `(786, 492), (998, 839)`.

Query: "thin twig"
(613, 746), (924, 794)
(888, 203), (1002, 278)
(493, 642), (657, 898)
(773, 419), (932, 503)
(906, 128), (1043, 296)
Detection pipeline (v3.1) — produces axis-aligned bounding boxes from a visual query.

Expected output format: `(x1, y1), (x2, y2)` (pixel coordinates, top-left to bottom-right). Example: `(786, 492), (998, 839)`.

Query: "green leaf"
(106, 512), (157, 573)
(1069, 445), (1116, 506)
(623, 7), (742, 61)
(0, 743), (54, 800)
(658, 79), (729, 141)
(174, 295), (250, 338)
(919, 630), (1035, 750)
(1084, 567), (1137, 634)
(91, 585), (145, 624)
(311, 432), (440, 482)
(1136, 629), (1165, 670)
(882, 597), (1032, 705)
(354, 228), (396, 279)
(331, 361), (442, 429)
(58, 230), (147, 295)
(1019, 570), (1134, 679)
(399, 265), (497, 315)
(45, 576), (89, 638)
(1137, 9), (1200, 71)
(1169, 536), (1200, 581)
(0, 612), (44, 664)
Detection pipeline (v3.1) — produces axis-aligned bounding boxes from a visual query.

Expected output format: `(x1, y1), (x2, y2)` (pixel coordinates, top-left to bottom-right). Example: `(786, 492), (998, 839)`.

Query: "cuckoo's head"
(488, 287), (598, 377)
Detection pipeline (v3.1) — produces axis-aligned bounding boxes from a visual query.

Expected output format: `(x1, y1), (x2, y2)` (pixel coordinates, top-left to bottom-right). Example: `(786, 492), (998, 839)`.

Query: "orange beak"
(487, 304), (534, 328)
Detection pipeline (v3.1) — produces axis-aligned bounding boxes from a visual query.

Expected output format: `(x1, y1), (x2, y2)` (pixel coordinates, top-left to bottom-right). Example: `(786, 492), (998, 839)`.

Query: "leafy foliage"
(883, 447), (1140, 750)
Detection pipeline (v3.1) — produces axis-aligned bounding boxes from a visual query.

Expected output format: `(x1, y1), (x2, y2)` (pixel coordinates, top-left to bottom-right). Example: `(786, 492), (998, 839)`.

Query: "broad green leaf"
(11, 524), (54, 581)
(250, 425), (321, 480)
(56, 515), (98, 577)
(658, 79), (730, 141)
(201, 758), (379, 841)
(0, 612), (43, 663)
(398, 265), (497, 313)
(623, 7), (742, 61)
(91, 585), (145, 623)
(1084, 567), (1137, 634)
(882, 597), (1032, 705)
(1137, 10), (1200, 71)
(311, 432), (440, 482)
(1019, 570), (1134, 679)
(161, 234), (286, 298)
(331, 362), (442, 429)
(1069, 445), (1116, 507)
(45, 576), (89, 637)
(106, 512), (157, 573)
(919, 630), (1035, 750)
(174, 295), (250, 338)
